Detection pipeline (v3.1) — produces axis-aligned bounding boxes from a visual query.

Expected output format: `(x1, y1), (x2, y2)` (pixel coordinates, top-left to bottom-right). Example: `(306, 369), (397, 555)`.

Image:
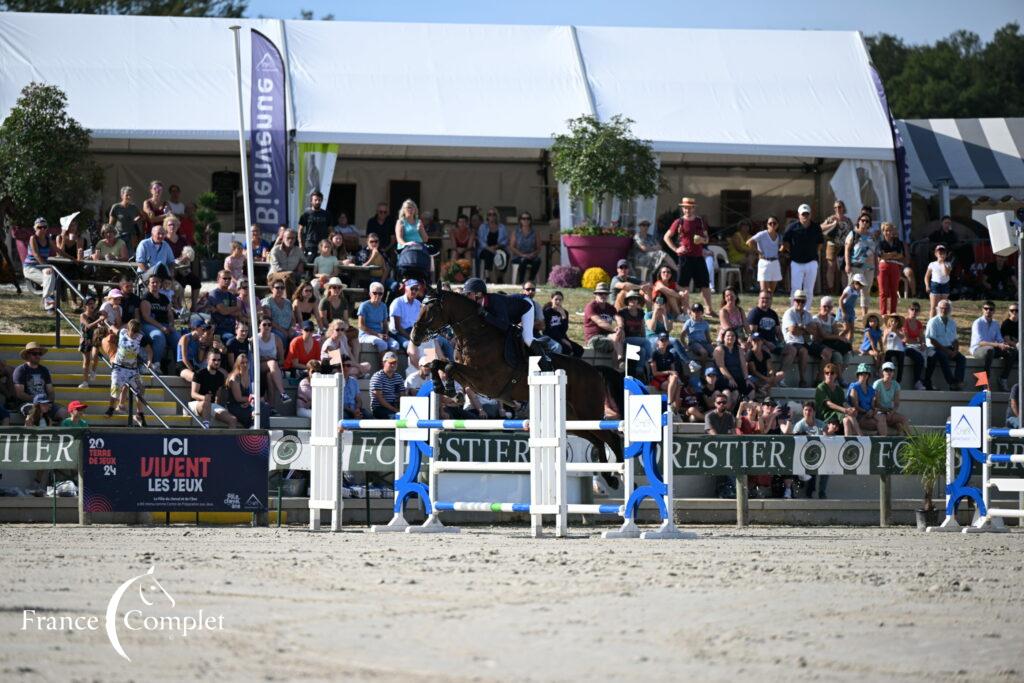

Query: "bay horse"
(410, 285), (626, 483)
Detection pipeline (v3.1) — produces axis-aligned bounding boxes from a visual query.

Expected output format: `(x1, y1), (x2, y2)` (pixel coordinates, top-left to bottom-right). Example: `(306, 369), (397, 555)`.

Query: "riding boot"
(529, 341), (554, 371)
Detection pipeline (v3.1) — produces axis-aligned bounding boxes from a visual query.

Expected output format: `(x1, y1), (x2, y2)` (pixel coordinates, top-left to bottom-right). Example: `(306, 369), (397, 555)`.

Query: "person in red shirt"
(663, 197), (713, 312)
(583, 282), (620, 361)
(284, 320), (322, 371)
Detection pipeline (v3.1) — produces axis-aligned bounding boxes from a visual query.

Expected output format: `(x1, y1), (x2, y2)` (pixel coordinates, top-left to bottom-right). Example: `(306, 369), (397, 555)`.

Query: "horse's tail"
(593, 364), (626, 417)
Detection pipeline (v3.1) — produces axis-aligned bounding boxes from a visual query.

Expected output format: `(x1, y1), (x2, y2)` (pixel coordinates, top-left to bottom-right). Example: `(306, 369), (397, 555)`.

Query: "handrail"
(48, 263), (207, 429)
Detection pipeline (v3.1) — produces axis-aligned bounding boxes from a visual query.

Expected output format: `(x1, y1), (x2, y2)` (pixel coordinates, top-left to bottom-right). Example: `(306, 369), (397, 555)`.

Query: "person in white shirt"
(969, 300), (1017, 391)
(781, 289), (813, 387)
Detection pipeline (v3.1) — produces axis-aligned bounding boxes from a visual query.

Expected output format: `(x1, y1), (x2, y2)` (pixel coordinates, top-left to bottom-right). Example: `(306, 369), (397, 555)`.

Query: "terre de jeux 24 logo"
(21, 565), (225, 662)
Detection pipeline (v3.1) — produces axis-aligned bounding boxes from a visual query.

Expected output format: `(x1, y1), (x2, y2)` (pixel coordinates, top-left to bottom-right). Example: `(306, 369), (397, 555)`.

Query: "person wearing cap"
(62, 400), (89, 427)
(630, 218), (663, 274)
(285, 320), (322, 372)
(924, 242), (952, 318)
(610, 259), (642, 308)
(848, 362), (888, 435)
(358, 281), (401, 358)
(838, 274), (865, 342)
(389, 279), (423, 360)
(23, 217), (57, 311)
(873, 361), (909, 435)
(682, 302), (713, 361)
(781, 290), (813, 387)
(508, 211), (540, 284)
(844, 212), (877, 318)
(663, 197), (713, 311)
(970, 300), (1017, 392)
(463, 277), (553, 370)
(177, 317), (212, 383)
(369, 351), (405, 418)
(782, 203), (825, 307)
(616, 290), (650, 378)
(699, 366), (729, 413)
(405, 355), (435, 395)
(24, 393), (56, 427)
(581, 279), (618, 356)
(649, 333), (682, 408)
(924, 299), (965, 391)
(746, 332), (784, 394)
(810, 296), (852, 382)
(298, 190), (332, 262)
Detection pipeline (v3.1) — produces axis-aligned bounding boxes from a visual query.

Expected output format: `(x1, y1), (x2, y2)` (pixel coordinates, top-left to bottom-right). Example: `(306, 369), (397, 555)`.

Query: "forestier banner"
(0, 428), (81, 469)
(250, 29), (287, 239)
(82, 431), (269, 512)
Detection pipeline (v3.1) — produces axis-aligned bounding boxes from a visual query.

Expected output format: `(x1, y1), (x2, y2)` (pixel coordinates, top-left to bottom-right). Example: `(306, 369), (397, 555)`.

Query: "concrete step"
(770, 387), (1009, 426)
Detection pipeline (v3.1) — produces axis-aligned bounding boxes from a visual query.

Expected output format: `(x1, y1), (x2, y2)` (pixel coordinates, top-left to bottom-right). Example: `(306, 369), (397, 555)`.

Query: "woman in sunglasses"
(509, 212), (541, 284)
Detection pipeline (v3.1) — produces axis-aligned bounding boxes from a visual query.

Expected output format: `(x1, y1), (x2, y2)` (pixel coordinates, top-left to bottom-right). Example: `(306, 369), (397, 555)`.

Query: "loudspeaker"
(986, 211), (1019, 256)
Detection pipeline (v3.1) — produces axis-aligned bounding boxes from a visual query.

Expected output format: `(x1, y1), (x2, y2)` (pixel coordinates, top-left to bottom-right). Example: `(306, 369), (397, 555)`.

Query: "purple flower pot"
(562, 235), (633, 274)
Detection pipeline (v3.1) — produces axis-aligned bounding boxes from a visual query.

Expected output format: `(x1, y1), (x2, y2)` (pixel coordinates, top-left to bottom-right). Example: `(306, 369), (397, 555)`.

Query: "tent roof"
(897, 118), (1024, 200)
(0, 12), (895, 160)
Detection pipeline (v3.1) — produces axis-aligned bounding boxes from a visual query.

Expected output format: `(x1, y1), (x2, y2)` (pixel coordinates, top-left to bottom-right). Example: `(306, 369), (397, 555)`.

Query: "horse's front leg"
(427, 360), (453, 397)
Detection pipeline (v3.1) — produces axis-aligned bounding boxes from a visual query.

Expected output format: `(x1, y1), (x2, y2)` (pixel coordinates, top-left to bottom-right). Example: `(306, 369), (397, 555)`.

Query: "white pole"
(229, 26), (262, 428)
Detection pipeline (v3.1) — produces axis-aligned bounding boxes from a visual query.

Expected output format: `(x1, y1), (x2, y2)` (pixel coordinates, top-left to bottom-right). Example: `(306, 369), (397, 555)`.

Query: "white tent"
(0, 12), (897, 231)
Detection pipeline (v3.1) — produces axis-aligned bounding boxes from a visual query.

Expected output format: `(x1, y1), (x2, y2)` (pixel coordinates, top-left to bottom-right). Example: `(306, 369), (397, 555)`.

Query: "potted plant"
(193, 191), (223, 280)
(901, 429), (947, 529)
(550, 115), (660, 272)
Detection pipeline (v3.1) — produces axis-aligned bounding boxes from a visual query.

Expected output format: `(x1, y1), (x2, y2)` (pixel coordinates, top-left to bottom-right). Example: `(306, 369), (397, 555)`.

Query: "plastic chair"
(708, 245), (741, 292)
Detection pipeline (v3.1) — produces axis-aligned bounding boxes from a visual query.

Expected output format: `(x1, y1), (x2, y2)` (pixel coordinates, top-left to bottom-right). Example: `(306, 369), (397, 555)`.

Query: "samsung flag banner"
(250, 30), (287, 239)
(82, 431), (269, 513)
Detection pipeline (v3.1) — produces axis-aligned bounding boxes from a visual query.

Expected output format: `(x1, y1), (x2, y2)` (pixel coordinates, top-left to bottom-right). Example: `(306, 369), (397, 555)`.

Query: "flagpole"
(230, 25), (262, 429)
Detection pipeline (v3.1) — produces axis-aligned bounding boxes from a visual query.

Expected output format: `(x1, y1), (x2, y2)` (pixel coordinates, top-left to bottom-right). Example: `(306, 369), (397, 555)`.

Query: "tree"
(868, 23), (1024, 119)
(550, 115), (660, 225)
(0, 83), (104, 228)
(0, 0), (246, 16)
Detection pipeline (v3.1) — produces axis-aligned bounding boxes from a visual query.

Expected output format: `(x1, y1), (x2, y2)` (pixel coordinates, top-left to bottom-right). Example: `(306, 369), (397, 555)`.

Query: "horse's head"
(411, 284), (448, 346)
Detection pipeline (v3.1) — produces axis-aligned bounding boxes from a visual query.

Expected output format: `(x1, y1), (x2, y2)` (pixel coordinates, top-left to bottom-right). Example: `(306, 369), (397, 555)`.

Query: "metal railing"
(48, 264), (207, 429)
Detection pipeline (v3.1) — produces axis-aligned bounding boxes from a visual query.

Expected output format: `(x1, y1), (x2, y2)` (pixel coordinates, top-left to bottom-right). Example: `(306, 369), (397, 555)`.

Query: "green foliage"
(0, 83), (103, 228)
(867, 23), (1024, 118)
(0, 0), (247, 16)
(550, 115), (660, 224)
(900, 429), (948, 511)
(193, 191), (221, 260)
(564, 222), (630, 237)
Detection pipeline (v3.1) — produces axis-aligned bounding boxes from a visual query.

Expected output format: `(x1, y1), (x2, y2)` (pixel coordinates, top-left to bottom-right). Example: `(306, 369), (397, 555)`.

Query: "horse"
(410, 285), (626, 483)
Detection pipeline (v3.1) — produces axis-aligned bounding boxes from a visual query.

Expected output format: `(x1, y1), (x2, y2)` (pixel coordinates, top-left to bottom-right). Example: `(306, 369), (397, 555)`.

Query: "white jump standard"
(928, 389), (1024, 534)
(319, 360), (692, 539)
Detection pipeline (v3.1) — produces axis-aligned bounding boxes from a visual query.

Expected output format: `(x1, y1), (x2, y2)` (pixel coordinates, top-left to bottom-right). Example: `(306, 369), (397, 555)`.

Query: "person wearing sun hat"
(849, 361), (888, 435)
(663, 197), (713, 311)
(13, 342), (64, 420)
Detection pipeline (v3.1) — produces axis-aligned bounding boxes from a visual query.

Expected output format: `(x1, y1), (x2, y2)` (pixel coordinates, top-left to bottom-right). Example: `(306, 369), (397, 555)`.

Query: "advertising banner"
(295, 142), (339, 224)
(82, 431), (269, 513)
(0, 428), (81, 470)
(250, 29), (288, 239)
(271, 430), (913, 476)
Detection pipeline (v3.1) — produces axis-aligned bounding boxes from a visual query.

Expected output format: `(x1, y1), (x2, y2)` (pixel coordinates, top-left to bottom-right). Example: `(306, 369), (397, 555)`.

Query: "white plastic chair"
(708, 245), (742, 292)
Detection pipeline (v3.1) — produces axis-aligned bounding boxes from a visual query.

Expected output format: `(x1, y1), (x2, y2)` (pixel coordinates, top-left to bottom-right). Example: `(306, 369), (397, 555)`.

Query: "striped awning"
(896, 118), (1024, 199)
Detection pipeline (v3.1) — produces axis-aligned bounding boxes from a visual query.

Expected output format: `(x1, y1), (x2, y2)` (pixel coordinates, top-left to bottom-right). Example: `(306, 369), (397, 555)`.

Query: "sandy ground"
(0, 524), (1022, 682)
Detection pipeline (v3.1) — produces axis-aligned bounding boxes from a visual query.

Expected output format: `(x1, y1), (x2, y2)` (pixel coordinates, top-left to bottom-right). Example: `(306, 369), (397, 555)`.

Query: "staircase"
(0, 333), (199, 427)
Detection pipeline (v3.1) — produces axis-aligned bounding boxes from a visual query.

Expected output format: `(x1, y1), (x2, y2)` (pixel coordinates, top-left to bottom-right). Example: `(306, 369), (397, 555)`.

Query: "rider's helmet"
(462, 277), (487, 295)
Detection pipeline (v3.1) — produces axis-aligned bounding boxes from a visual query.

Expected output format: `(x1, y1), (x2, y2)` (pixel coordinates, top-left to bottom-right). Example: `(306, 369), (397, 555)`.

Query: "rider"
(462, 277), (553, 371)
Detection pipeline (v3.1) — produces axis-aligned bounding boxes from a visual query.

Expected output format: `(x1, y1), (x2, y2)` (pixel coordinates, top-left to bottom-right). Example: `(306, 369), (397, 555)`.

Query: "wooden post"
(879, 474), (892, 527)
(735, 474), (749, 527)
(77, 460), (90, 526)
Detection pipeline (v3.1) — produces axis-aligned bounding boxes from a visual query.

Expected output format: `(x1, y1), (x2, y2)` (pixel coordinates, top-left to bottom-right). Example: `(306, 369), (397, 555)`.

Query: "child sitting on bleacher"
(682, 303), (713, 361)
(223, 241), (245, 292)
(312, 239), (339, 295)
(859, 313), (883, 375)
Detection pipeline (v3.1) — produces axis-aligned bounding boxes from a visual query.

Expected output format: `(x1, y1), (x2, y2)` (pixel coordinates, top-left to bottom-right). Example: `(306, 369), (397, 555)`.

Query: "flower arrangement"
(441, 259), (473, 283)
(581, 267), (611, 290)
(564, 222), (631, 238)
(547, 265), (582, 288)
